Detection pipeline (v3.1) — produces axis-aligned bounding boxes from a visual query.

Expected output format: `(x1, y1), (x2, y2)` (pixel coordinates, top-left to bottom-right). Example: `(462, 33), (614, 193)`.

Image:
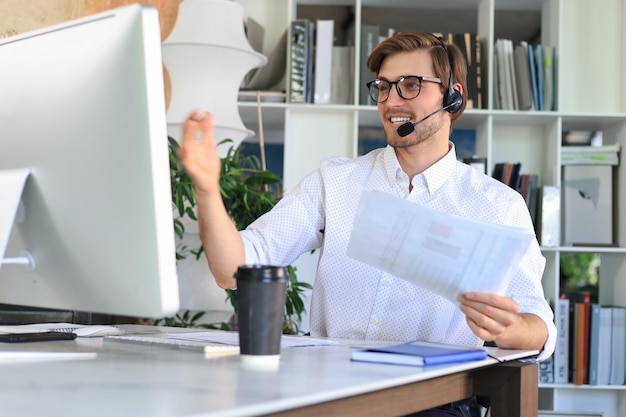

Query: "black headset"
(432, 34), (463, 114)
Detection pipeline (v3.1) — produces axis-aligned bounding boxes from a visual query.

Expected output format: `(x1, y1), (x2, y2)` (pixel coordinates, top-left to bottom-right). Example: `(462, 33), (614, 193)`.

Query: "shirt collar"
(383, 142), (458, 195)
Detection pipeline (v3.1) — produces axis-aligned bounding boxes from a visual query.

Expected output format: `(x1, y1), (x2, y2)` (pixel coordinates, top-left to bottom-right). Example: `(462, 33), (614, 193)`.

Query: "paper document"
(347, 191), (534, 303)
(166, 332), (338, 348)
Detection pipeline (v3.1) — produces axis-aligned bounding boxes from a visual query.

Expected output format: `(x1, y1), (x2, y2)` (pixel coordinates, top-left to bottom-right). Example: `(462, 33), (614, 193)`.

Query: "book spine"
(543, 45), (554, 111)
(492, 42), (502, 110)
(330, 46), (354, 104)
(359, 24), (379, 105)
(514, 43), (533, 111)
(609, 306), (626, 385)
(539, 355), (554, 384)
(573, 302), (587, 385)
(562, 291), (591, 384)
(597, 306), (612, 385)
(534, 44), (544, 110)
(527, 42), (539, 110)
(475, 34), (483, 108)
(506, 39), (518, 110)
(498, 39), (514, 110)
(588, 303), (600, 385)
(553, 297), (570, 384)
(451, 33), (476, 109)
(289, 19), (310, 104)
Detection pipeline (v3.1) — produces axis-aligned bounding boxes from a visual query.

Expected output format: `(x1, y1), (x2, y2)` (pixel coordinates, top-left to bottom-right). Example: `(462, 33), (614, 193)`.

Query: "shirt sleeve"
(240, 168), (326, 266)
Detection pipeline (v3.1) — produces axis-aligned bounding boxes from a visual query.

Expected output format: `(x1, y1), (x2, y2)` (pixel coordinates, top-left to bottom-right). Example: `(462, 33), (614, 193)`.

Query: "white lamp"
(163, 0), (267, 312)
(162, 0), (267, 157)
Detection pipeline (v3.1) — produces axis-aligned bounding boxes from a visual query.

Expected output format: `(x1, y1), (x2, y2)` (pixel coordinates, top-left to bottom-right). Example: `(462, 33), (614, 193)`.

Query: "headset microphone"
(396, 102), (457, 137)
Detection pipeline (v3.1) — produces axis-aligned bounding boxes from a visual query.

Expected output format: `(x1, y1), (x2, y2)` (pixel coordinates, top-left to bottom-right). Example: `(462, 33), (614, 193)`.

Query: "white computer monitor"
(0, 4), (180, 318)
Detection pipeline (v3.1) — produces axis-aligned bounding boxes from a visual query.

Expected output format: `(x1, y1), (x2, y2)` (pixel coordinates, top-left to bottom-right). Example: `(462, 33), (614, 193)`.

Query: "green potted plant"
(161, 137), (312, 335)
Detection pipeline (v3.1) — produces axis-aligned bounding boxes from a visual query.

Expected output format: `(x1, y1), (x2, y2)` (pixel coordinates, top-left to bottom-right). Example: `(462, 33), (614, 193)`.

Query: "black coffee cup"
(235, 265), (287, 368)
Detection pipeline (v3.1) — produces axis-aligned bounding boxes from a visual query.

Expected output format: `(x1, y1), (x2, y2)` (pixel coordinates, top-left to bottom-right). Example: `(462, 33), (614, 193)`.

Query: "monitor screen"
(0, 4), (180, 318)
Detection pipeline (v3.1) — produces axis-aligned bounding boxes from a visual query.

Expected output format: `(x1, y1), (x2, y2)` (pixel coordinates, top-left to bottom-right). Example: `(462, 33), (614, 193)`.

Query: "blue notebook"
(351, 340), (487, 367)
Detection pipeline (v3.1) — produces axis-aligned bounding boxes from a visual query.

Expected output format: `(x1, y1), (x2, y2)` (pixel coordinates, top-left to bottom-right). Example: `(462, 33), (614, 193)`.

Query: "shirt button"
(381, 278), (390, 286)
(371, 317), (379, 325)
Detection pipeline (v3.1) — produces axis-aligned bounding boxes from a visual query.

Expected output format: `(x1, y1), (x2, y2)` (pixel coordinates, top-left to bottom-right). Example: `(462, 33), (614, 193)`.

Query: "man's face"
(376, 49), (447, 149)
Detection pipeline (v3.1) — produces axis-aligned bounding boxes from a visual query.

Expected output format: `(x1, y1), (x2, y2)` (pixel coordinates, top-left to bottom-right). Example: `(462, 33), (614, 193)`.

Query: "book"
(450, 128), (477, 160)
(514, 43), (533, 111)
(358, 126), (386, 155)
(534, 44), (544, 110)
(492, 162), (506, 183)
(527, 42), (539, 110)
(551, 47), (559, 111)
(543, 45), (555, 111)
(506, 39), (518, 110)
(451, 33), (481, 109)
(526, 174), (540, 231)
(539, 354), (554, 384)
(492, 44), (502, 110)
(288, 19), (314, 103)
(609, 306), (625, 385)
(313, 19), (334, 104)
(351, 340), (487, 367)
(495, 39), (514, 110)
(588, 304), (612, 385)
(562, 290), (591, 384)
(330, 45), (354, 104)
(573, 302), (587, 385)
(553, 297), (570, 384)
(473, 33), (483, 109)
(359, 24), (379, 105)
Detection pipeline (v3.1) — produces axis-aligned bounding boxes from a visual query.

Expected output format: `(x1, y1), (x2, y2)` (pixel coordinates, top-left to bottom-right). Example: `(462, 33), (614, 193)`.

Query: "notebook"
(351, 340), (487, 367)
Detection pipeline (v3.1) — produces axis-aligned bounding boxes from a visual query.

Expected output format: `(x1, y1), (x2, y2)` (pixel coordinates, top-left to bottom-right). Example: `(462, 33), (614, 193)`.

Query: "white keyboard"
(103, 333), (239, 356)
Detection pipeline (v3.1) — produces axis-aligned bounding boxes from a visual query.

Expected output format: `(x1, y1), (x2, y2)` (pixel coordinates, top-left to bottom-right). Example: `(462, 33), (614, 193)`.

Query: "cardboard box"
(562, 165), (614, 245)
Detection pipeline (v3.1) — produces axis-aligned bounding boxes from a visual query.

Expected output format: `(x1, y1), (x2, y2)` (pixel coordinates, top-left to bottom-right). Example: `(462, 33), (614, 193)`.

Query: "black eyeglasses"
(366, 75), (442, 103)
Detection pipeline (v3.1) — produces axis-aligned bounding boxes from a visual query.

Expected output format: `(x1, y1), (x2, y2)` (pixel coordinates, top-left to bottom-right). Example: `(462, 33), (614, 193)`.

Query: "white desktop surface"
(0, 325), (537, 417)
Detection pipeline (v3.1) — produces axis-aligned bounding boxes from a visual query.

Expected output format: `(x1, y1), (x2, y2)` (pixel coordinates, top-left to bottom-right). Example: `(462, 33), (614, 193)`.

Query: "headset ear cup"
(444, 89), (463, 113)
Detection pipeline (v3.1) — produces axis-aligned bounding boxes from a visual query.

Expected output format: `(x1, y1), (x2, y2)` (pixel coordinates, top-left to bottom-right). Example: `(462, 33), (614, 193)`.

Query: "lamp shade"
(162, 0), (266, 156)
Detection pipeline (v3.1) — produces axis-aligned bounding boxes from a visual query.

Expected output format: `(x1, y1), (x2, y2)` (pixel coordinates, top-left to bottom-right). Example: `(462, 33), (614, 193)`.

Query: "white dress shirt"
(241, 144), (556, 360)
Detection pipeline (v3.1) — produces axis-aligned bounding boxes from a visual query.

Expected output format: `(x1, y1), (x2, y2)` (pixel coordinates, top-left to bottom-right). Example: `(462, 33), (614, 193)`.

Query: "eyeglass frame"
(366, 75), (442, 103)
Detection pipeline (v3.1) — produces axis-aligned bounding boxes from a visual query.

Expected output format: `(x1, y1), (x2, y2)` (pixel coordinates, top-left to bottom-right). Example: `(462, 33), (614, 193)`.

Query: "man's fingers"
(181, 110), (202, 146)
(189, 109), (205, 122)
(199, 112), (215, 145)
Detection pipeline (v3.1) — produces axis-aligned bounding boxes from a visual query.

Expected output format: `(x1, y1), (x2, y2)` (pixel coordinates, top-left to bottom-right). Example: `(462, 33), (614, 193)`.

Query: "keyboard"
(103, 333), (240, 356)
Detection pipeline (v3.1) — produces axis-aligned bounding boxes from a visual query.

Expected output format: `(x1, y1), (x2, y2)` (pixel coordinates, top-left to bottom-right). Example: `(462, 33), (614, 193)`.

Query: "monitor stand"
(0, 168), (34, 271)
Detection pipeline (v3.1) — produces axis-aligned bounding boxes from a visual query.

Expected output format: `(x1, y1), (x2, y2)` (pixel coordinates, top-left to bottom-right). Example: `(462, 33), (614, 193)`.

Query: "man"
(178, 32), (555, 414)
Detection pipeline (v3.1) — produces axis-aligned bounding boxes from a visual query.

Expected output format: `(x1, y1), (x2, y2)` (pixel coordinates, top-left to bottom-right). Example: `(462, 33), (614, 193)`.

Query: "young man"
(178, 32), (555, 413)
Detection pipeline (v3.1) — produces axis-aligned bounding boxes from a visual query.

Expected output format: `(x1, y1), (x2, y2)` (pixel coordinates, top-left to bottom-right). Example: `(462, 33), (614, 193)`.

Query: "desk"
(0, 325), (538, 417)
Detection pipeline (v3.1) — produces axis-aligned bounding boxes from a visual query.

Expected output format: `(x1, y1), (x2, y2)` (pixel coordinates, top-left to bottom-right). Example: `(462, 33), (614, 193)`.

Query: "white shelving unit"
(237, 1), (626, 415)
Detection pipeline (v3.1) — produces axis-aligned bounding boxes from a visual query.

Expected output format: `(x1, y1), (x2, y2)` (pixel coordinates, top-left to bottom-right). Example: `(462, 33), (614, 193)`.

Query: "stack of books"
(550, 292), (625, 386)
(493, 39), (557, 112)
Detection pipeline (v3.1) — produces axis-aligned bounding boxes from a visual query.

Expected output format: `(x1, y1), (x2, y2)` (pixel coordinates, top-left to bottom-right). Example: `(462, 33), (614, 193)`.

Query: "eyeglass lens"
(368, 76), (422, 103)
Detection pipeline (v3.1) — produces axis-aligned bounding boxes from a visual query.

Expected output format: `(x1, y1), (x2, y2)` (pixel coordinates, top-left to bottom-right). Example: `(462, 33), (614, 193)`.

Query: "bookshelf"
(237, 0), (626, 415)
